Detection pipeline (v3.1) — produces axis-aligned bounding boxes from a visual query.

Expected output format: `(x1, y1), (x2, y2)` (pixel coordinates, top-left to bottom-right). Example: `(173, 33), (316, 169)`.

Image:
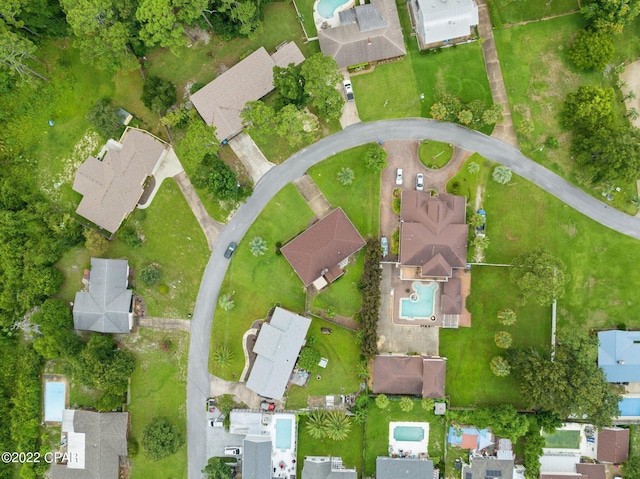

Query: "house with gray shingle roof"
(409, 0), (479, 50)
(303, 456), (357, 479)
(318, 0), (406, 69)
(73, 127), (168, 234)
(243, 436), (272, 479)
(50, 409), (128, 479)
(73, 258), (133, 333)
(190, 42), (305, 141)
(461, 457), (515, 479)
(246, 307), (311, 400)
(376, 457), (434, 479)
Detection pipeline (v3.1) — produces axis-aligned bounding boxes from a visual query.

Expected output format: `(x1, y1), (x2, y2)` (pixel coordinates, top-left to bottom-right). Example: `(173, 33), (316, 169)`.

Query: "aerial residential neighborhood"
(3, 0), (640, 479)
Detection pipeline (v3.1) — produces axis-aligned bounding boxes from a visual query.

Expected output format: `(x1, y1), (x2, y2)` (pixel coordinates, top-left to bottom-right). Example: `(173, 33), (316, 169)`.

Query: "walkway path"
(188, 118), (640, 479)
(173, 171), (223, 250)
(476, 0), (519, 147)
(294, 174), (333, 218)
(228, 133), (275, 184)
(138, 316), (191, 331)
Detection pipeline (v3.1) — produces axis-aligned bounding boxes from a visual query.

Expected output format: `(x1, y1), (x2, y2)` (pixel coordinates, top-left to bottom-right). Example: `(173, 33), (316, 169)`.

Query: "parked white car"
(395, 168), (403, 185)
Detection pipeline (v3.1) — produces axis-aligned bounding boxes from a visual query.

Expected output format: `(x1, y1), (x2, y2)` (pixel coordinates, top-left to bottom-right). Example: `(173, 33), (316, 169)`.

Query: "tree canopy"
(568, 29), (615, 71)
(510, 246), (567, 306)
(582, 0), (640, 33)
(300, 53), (344, 121)
(202, 457), (233, 479)
(563, 85), (616, 133)
(142, 416), (185, 460)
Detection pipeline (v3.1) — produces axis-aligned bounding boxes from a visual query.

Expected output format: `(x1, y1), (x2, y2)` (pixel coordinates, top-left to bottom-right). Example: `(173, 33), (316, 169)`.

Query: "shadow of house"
(318, 0), (406, 69)
(373, 355), (446, 398)
(408, 0), (478, 50)
(73, 258), (133, 334)
(73, 127), (168, 234)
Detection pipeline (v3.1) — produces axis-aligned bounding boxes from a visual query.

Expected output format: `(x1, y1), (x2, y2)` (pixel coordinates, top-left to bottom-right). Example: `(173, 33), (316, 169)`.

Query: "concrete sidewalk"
(138, 147), (184, 209)
(294, 174), (332, 218)
(228, 133), (275, 184)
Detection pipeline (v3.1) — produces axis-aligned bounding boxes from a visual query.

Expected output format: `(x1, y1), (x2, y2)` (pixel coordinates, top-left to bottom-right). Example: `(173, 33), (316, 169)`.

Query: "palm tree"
(218, 293), (235, 311)
(213, 346), (234, 368)
(497, 308), (517, 326)
(336, 167), (355, 186)
(430, 102), (447, 120)
(624, 90), (636, 102)
(249, 236), (268, 256)
(467, 161), (480, 174)
(356, 361), (369, 380)
(399, 396), (414, 412)
(490, 356), (511, 377)
(421, 398), (435, 411)
(325, 410), (351, 441)
(458, 109), (473, 125)
(626, 107), (639, 121)
(305, 409), (327, 439)
(375, 394), (389, 409)
(492, 165), (512, 184)
(473, 235), (490, 250)
(468, 213), (486, 228)
(494, 331), (513, 349)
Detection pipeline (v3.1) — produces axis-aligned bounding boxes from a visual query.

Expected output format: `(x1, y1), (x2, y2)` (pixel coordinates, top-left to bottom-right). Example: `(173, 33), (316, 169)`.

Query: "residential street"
(187, 118), (640, 479)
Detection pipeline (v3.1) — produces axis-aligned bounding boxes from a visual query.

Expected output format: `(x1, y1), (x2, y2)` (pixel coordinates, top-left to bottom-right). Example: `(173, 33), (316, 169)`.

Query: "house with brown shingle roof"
(281, 208), (366, 290)
(373, 355), (446, 398)
(318, 0), (406, 69)
(597, 427), (629, 464)
(73, 128), (168, 234)
(399, 191), (468, 280)
(190, 42), (305, 142)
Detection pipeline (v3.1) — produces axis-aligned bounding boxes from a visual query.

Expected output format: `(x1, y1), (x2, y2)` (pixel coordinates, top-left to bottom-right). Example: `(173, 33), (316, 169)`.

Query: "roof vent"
(619, 360), (625, 364)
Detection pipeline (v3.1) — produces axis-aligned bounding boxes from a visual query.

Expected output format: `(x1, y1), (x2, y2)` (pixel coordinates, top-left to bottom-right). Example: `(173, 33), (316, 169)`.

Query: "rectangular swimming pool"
(619, 397), (640, 416)
(275, 418), (292, 450)
(394, 425), (425, 442)
(44, 382), (65, 423)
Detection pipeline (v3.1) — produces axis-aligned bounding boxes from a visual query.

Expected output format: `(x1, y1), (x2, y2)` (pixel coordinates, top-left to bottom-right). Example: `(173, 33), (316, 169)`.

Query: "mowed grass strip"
(209, 184), (313, 379)
(296, 421), (364, 476)
(487, 0), (579, 26)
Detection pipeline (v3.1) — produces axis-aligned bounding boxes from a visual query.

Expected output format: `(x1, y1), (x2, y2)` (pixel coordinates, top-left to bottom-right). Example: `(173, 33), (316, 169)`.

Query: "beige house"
(190, 42), (305, 142)
(73, 128), (168, 233)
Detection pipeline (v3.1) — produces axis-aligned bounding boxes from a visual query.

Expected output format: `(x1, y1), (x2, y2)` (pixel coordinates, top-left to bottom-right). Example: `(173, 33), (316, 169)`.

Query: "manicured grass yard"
(309, 145), (381, 238)
(419, 140), (453, 169)
(209, 185), (313, 379)
(121, 329), (189, 479)
(543, 429), (580, 449)
(286, 318), (361, 409)
(487, 0), (579, 26)
(364, 398), (446, 476)
(55, 179), (210, 319)
(312, 250), (364, 317)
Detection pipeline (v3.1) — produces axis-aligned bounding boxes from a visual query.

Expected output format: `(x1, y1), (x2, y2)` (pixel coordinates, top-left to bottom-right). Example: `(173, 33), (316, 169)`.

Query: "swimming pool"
(44, 382), (65, 423)
(400, 282), (438, 319)
(275, 418), (292, 450)
(316, 0), (350, 18)
(619, 397), (640, 416)
(394, 426), (425, 442)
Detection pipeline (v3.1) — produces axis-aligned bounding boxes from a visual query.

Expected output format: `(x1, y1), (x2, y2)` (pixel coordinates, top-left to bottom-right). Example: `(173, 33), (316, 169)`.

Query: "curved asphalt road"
(187, 118), (640, 478)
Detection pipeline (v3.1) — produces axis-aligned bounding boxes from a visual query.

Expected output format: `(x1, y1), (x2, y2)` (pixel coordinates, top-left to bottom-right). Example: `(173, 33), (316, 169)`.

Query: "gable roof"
(462, 457), (514, 479)
(281, 208), (366, 286)
(302, 457), (358, 479)
(243, 436), (272, 479)
(415, 0), (479, 45)
(575, 464), (606, 479)
(441, 277), (463, 314)
(73, 258), (132, 333)
(51, 409), (128, 479)
(597, 330), (640, 382)
(373, 355), (446, 398)
(376, 457), (434, 479)
(246, 307), (311, 399)
(597, 427), (629, 463)
(73, 128), (167, 233)
(318, 0), (406, 68)
(190, 43), (305, 141)
(400, 192), (468, 278)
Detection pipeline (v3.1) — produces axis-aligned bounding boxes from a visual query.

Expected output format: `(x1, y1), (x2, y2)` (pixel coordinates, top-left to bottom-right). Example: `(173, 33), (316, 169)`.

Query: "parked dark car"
(224, 242), (237, 259)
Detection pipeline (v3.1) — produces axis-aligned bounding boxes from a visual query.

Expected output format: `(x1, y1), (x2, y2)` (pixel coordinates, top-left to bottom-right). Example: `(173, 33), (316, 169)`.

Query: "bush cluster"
(358, 240), (383, 360)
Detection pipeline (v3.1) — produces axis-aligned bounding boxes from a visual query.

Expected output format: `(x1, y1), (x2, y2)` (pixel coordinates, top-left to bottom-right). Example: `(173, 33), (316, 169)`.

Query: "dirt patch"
(560, 221), (578, 238)
(186, 26), (211, 45)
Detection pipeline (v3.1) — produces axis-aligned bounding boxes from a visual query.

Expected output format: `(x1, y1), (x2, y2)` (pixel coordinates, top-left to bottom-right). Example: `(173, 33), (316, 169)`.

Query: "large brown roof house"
(281, 208), (366, 290)
(373, 355), (446, 398)
(597, 427), (629, 464)
(399, 191), (468, 280)
(190, 42), (305, 142)
(73, 128), (168, 234)
(318, 0), (406, 69)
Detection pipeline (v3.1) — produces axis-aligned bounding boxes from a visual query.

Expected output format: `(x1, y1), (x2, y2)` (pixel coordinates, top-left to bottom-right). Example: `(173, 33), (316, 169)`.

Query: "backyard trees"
(297, 347), (321, 373)
(248, 236), (268, 256)
(364, 143), (388, 172)
(207, 158), (238, 200)
(582, 0), (640, 34)
(142, 416), (185, 460)
(179, 112), (219, 167)
(242, 100), (312, 147)
(568, 29), (614, 71)
(471, 404), (529, 441)
(510, 246), (567, 306)
(490, 356), (511, 376)
(137, 0), (208, 51)
(336, 167), (355, 186)
(494, 331), (513, 349)
(141, 75), (176, 114)
(430, 93), (501, 129)
(562, 85), (615, 133)
(87, 97), (122, 139)
(273, 63), (307, 108)
(203, 457), (233, 479)
(300, 53), (344, 121)
(325, 410), (352, 441)
(32, 299), (83, 359)
(492, 165), (512, 184)
(623, 455), (640, 479)
(497, 309), (517, 326)
(468, 213), (486, 229)
(358, 240), (383, 360)
(305, 409), (327, 439)
(215, 0), (264, 38)
(573, 125), (640, 181)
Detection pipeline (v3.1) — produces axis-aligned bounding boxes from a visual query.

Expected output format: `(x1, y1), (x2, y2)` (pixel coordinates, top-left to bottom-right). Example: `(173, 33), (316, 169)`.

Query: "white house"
(409, 0), (479, 49)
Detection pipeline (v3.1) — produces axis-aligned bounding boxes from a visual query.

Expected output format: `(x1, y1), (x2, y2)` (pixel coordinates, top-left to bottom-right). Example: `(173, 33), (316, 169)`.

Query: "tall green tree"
(563, 85), (615, 133)
(203, 457), (232, 479)
(510, 246), (567, 306)
(568, 29), (615, 71)
(178, 112), (219, 167)
(216, 0), (263, 37)
(136, 0), (187, 52)
(241, 100), (276, 142)
(273, 63), (307, 107)
(582, 0), (640, 33)
(0, 29), (48, 81)
(32, 299), (82, 359)
(300, 53), (344, 121)
(141, 75), (176, 113)
(142, 416), (184, 461)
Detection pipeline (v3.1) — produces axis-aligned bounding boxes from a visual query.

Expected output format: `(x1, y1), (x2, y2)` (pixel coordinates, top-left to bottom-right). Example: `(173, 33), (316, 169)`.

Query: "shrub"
(119, 226), (142, 248)
(142, 417), (184, 461)
(421, 398), (435, 410)
(375, 394), (389, 409)
(141, 76), (177, 113)
(392, 197), (401, 214)
(249, 236), (268, 256)
(128, 437), (139, 457)
(399, 396), (414, 412)
(140, 265), (161, 285)
(336, 167), (355, 186)
(87, 97), (121, 139)
(545, 136), (559, 149)
(218, 293), (235, 311)
(467, 161), (480, 174)
(391, 229), (400, 255)
(358, 240), (383, 360)
(364, 143), (387, 172)
(490, 356), (511, 376)
(325, 306), (335, 318)
(497, 309), (517, 326)
(494, 331), (513, 349)
(298, 347), (322, 373)
(492, 165), (512, 184)
(158, 284), (169, 294)
(213, 346), (234, 368)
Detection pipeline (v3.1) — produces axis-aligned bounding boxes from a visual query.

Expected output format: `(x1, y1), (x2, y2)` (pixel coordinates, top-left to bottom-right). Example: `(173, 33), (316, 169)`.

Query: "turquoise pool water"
(275, 418), (292, 450)
(317, 0), (350, 18)
(400, 282), (437, 319)
(44, 382), (65, 423)
(619, 397), (640, 416)
(394, 426), (425, 442)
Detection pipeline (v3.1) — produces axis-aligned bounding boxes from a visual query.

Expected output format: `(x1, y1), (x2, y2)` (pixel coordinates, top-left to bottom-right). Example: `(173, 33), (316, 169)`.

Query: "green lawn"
(543, 429), (580, 449)
(286, 318), (362, 409)
(55, 179), (210, 319)
(297, 419), (364, 476)
(364, 398), (447, 476)
(353, 2), (491, 123)
(308, 145), (381, 238)
(122, 329), (189, 479)
(419, 140), (453, 169)
(291, 0), (319, 38)
(209, 184), (313, 379)
(312, 250), (364, 317)
(486, 0), (579, 27)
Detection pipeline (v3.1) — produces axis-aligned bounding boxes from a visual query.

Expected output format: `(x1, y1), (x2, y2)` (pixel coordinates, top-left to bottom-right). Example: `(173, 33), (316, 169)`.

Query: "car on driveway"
(260, 400), (276, 411)
(343, 80), (354, 101)
(381, 236), (388, 256)
(224, 242), (237, 259)
(395, 168), (403, 185)
(224, 447), (242, 456)
(416, 173), (424, 191)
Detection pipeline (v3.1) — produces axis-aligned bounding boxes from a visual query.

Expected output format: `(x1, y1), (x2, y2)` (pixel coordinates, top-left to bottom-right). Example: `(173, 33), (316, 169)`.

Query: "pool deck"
(389, 421), (430, 457)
